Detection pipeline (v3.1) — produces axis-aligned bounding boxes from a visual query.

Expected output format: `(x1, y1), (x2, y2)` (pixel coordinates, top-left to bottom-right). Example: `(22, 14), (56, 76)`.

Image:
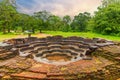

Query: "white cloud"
(18, 0), (102, 17)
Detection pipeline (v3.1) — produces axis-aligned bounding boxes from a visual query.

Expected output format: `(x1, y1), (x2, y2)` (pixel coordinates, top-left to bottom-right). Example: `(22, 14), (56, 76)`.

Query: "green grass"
(0, 32), (28, 41)
(43, 31), (120, 41)
(0, 33), (17, 41)
(0, 31), (120, 42)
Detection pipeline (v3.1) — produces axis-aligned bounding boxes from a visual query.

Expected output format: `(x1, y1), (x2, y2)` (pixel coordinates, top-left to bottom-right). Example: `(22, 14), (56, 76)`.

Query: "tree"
(102, 0), (120, 7)
(34, 10), (52, 31)
(63, 15), (71, 24)
(62, 15), (71, 32)
(0, 0), (17, 34)
(47, 15), (62, 31)
(71, 12), (91, 32)
(92, 2), (120, 35)
(34, 10), (51, 22)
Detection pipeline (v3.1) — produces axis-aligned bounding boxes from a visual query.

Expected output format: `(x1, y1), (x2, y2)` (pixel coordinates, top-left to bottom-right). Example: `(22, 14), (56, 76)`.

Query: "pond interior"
(44, 54), (72, 61)
(33, 52), (83, 65)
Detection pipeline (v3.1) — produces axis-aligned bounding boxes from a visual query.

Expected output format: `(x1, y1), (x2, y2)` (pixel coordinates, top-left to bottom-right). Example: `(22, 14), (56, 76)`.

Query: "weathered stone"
(0, 73), (5, 78)
(0, 36), (119, 80)
(82, 57), (92, 60)
(11, 72), (46, 79)
(47, 73), (65, 77)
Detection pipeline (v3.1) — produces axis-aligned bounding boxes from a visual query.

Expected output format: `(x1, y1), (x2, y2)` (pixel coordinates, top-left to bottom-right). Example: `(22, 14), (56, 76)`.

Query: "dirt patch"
(17, 33), (51, 38)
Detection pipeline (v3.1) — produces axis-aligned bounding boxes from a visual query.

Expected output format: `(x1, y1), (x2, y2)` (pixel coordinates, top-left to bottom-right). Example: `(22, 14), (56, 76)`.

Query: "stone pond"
(0, 36), (120, 79)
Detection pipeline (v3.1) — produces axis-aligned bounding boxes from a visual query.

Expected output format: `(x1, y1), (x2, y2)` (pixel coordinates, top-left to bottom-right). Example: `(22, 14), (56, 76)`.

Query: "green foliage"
(102, 0), (120, 7)
(91, 1), (120, 35)
(61, 15), (71, 32)
(0, 0), (120, 38)
(43, 31), (120, 41)
(47, 15), (62, 31)
(0, 0), (17, 33)
(1, 31), (120, 41)
(71, 12), (91, 32)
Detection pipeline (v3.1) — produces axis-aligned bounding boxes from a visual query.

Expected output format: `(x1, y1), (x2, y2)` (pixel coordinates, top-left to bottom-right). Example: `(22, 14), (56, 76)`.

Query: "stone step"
(46, 41), (84, 46)
(0, 51), (12, 56)
(15, 44), (29, 48)
(49, 48), (84, 53)
(29, 41), (46, 45)
(36, 49), (82, 57)
(0, 49), (7, 53)
(36, 45), (84, 51)
(34, 46), (47, 51)
(46, 76), (77, 80)
(48, 44), (63, 47)
(0, 73), (5, 78)
(19, 44), (88, 57)
(19, 51), (33, 57)
(46, 77), (66, 80)
(30, 40), (84, 46)
(0, 52), (16, 60)
(5, 38), (25, 45)
(46, 73), (77, 79)
(11, 72), (46, 79)
(37, 46), (84, 52)
(115, 57), (120, 61)
(30, 43), (47, 48)
(32, 43), (48, 48)
(79, 43), (89, 47)
(62, 40), (83, 43)
(66, 36), (84, 40)
(47, 73), (66, 77)
(19, 47), (34, 57)
(24, 37), (38, 43)
(94, 42), (114, 47)
(42, 52), (73, 59)
(29, 66), (49, 74)
(47, 42), (63, 45)
(19, 47), (34, 52)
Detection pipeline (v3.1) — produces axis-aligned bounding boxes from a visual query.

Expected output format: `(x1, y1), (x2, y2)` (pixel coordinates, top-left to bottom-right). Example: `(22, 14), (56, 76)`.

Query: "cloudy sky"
(16, 0), (102, 17)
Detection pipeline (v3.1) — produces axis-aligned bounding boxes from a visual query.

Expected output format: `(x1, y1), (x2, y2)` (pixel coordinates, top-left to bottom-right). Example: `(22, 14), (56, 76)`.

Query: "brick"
(11, 72), (46, 79)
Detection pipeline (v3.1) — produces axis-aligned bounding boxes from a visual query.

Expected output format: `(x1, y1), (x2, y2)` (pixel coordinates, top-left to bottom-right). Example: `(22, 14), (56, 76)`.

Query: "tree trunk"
(32, 28), (35, 34)
(22, 27), (25, 32)
(3, 26), (6, 34)
(28, 33), (31, 38)
(39, 29), (42, 33)
(7, 28), (11, 33)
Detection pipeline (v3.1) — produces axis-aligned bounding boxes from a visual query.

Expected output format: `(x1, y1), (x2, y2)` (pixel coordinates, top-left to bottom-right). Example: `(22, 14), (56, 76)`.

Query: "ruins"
(0, 36), (120, 79)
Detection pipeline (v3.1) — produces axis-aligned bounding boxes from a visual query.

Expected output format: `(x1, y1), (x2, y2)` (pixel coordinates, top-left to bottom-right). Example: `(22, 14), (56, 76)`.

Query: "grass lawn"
(43, 31), (120, 41)
(0, 31), (120, 41)
(0, 32), (50, 41)
(0, 33), (17, 41)
(0, 32), (31, 41)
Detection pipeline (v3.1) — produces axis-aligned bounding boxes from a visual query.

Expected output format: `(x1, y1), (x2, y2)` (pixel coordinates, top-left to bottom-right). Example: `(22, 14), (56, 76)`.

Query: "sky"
(16, 0), (102, 17)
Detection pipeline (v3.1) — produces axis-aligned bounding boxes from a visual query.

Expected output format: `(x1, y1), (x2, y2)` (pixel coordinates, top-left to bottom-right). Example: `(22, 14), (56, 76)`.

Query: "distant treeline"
(0, 0), (120, 36)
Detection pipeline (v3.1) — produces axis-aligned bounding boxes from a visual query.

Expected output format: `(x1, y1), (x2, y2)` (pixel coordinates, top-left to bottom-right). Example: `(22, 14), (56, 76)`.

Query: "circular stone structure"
(0, 36), (119, 80)
(4, 36), (114, 65)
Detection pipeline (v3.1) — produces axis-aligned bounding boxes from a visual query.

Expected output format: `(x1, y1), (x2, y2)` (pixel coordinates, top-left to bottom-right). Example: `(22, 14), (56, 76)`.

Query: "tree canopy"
(89, 0), (120, 35)
(0, 0), (120, 37)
